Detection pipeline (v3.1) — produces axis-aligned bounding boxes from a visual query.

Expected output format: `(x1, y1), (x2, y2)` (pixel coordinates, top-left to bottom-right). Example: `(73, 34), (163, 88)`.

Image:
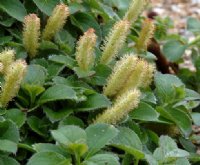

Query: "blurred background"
(151, 0), (200, 34)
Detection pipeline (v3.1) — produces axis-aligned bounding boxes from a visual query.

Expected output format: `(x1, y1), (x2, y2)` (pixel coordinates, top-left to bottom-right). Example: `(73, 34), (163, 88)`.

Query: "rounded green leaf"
(43, 107), (73, 122)
(77, 93), (111, 111)
(32, 0), (60, 16)
(0, 0), (27, 22)
(38, 85), (76, 104)
(23, 65), (47, 86)
(83, 154), (120, 165)
(130, 102), (159, 121)
(192, 112), (200, 126)
(27, 152), (70, 165)
(110, 127), (144, 159)
(0, 139), (17, 154)
(0, 120), (19, 143)
(27, 116), (48, 137)
(0, 155), (20, 165)
(51, 125), (88, 156)
(163, 40), (186, 62)
(86, 123), (118, 157)
(155, 73), (184, 103)
(33, 143), (68, 157)
(187, 17), (200, 33)
(4, 109), (26, 128)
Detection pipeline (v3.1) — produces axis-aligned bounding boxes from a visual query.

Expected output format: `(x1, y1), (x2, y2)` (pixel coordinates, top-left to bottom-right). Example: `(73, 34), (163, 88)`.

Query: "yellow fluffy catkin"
(0, 49), (15, 74)
(100, 20), (130, 64)
(124, 0), (148, 24)
(94, 89), (140, 124)
(75, 28), (97, 71)
(117, 58), (148, 95)
(103, 55), (137, 97)
(136, 18), (155, 52)
(0, 60), (27, 108)
(42, 4), (69, 40)
(140, 63), (155, 88)
(23, 14), (40, 58)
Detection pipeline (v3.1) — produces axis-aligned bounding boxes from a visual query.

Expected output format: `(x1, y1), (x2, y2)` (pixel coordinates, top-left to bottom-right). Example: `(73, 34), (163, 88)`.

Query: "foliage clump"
(0, 0), (199, 164)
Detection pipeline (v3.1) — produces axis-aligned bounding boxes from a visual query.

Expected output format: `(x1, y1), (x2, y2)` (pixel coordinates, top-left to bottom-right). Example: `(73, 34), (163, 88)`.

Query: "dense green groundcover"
(0, 0), (200, 165)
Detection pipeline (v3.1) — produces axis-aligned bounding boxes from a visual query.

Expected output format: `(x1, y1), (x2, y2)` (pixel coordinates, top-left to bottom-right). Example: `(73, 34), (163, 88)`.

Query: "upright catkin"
(23, 14), (40, 58)
(124, 0), (148, 24)
(75, 28), (97, 71)
(136, 18), (155, 52)
(42, 4), (69, 40)
(103, 55), (137, 97)
(0, 60), (27, 108)
(0, 49), (15, 74)
(100, 20), (130, 64)
(95, 89), (141, 124)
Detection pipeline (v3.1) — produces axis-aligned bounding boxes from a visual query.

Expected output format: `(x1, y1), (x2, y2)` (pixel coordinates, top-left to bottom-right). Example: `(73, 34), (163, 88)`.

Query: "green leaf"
(22, 84), (45, 106)
(130, 102), (159, 121)
(59, 116), (85, 128)
(192, 112), (200, 126)
(33, 143), (68, 157)
(85, 123), (118, 157)
(22, 65), (47, 86)
(83, 154), (120, 165)
(187, 17), (200, 33)
(48, 55), (76, 69)
(153, 136), (189, 163)
(145, 154), (159, 165)
(175, 158), (190, 165)
(163, 40), (186, 62)
(32, 0), (60, 16)
(157, 107), (192, 137)
(77, 93), (111, 111)
(141, 91), (157, 104)
(4, 109), (26, 128)
(43, 107), (73, 122)
(27, 116), (48, 137)
(0, 18), (15, 27)
(73, 67), (96, 78)
(110, 127), (144, 159)
(27, 152), (71, 165)
(0, 120), (19, 143)
(155, 73), (184, 104)
(51, 125), (88, 156)
(0, 155), (20, 165)
(38, 84), (76, 105)
(0, 36), (13, 46)
(90, 64), (112, 86)
(39, 40), (59, 51)
(0, 0), (27, 22)
(0, 139), (17, 154)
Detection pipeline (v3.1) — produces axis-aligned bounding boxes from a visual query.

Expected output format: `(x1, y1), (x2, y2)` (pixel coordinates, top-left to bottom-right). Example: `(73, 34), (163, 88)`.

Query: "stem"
(134, 159), (139, 165)
(75, 153), (81, 165)
(18, 143), (35, 153)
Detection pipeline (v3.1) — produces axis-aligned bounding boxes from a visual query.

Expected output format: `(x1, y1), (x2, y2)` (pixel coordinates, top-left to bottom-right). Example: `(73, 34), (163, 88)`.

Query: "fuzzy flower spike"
(0, 60), (27, 108)
(103, 55), (137, 97)
(140, 62), (155, 88)
(0, 49), (15, 74)
(136, 18), (155, 52)
(23, 14), (40, 58)
(42, 3), (70, 40)
(100, 20), (130, 64)
(117, 58), (155, 95)
(75, 28), (97, 71)
(124, 0), (148, 24)
(95, 89), (141, 124)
